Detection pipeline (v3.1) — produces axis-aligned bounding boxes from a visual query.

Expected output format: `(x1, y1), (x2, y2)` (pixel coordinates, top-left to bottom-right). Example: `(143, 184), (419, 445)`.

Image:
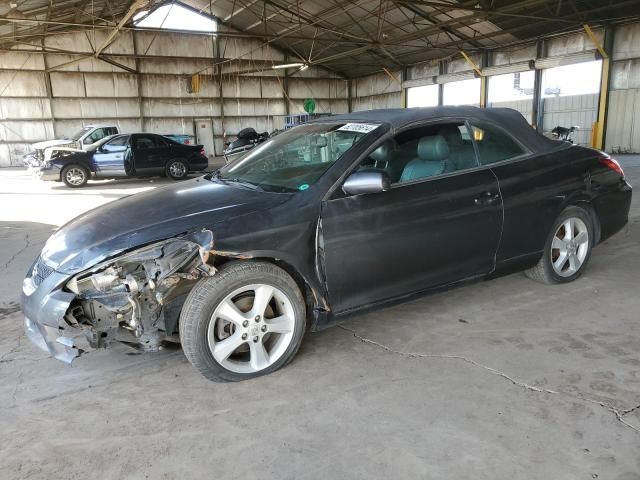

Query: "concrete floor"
(1, 160), (639, 480)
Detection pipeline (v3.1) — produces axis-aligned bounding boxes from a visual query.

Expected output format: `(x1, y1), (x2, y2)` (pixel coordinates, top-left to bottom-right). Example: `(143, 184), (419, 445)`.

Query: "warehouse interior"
(2, 0), (640, 165)
(2, 1), (640, 478)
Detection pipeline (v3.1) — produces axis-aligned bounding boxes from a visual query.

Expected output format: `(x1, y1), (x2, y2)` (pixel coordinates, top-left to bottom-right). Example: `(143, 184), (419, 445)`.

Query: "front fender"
(52, 153), (95, 174)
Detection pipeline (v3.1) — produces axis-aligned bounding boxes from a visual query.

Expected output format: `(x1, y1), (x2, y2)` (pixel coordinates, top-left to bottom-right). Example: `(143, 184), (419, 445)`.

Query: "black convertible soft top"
(313, 106), (565, 153)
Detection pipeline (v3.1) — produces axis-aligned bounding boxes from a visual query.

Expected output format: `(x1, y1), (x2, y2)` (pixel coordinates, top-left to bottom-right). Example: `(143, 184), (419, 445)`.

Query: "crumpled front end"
(44, 146), (83, 162)
(21, 230), (217, 364)
(22, 265), (80, 362)
(23, 149), (44, 168)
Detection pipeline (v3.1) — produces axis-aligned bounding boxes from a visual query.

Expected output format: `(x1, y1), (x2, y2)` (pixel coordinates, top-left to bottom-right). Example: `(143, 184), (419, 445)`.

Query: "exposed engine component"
(63, 230), (216, 352)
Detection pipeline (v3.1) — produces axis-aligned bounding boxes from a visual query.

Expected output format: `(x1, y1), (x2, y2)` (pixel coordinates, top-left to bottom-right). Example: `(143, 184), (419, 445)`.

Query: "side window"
(151, 135), (168, 147)
(470, 122), (526, 165)
(87, 128), (106, 143)
(356, 122), (478, 184)
(102, 135), (130, 152)
(105, 127), (118, 136)
(134, 135), (156, 150)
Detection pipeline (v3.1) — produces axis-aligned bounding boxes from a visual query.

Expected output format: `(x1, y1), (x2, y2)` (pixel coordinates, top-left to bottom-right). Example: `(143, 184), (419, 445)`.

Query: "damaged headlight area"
(62, 230), (215, 354)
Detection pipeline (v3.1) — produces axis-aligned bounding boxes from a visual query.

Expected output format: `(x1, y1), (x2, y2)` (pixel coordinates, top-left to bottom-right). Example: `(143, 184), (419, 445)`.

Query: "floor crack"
(0, 233), (31, 272)
(338, 325), (639, 434)
(621, 404), (640, 416)
(0, 334), (22, 363)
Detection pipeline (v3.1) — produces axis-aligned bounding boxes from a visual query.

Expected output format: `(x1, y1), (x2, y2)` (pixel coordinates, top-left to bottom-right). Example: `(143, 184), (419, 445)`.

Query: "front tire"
(179, 261), (307, 382)
(166, 158), (188, 180)
(61, 164), (89, 188)
(525, 206), (594, 284)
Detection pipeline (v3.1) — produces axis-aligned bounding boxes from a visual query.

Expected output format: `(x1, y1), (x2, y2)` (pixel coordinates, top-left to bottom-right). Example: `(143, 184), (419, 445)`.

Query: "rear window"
(469, 122), (526, 165)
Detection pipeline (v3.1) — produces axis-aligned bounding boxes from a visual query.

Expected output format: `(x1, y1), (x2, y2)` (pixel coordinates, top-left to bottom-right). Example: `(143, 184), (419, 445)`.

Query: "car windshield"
(213, 122), (378, 192)
(69, 127), (92, 141)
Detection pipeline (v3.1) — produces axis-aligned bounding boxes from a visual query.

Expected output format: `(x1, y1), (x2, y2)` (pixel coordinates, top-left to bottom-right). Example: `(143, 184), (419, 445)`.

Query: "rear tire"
(61, 164), (89, 188)
(525, 206), (594, 284)
(166, 158), (188, 180)
(179, 261), (306, 382)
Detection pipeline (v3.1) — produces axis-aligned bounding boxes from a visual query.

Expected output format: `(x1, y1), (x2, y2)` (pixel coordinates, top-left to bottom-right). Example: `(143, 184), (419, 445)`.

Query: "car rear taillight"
(200, 148), (205, 156)
(599, 155), (624, 177)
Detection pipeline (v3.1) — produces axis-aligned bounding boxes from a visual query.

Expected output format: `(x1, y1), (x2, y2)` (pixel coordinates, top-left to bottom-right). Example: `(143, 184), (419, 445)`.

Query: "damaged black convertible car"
(21, 107), (632, 382)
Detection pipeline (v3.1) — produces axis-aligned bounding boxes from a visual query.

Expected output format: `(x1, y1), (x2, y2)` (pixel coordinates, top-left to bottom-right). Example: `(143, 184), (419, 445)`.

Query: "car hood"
(41, 178), (292, 274)
(32, 139), (77, 150)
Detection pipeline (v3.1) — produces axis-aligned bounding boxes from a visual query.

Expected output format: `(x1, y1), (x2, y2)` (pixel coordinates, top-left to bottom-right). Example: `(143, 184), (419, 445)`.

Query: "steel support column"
(283, 55), (291, 116)
(531, 40), (544, 131)
(479, 51), (488, 108)
(132, 30), (145, 133)
(215, 35), (225, 156)
(438, 60), (445, 106)
(41, 38), (56, 138)
(402, 66), (409, 108)
(592, 26), (614, 150)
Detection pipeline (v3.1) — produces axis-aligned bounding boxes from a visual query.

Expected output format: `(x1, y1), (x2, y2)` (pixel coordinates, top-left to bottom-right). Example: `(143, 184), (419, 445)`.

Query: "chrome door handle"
(474, 191), (500, 205)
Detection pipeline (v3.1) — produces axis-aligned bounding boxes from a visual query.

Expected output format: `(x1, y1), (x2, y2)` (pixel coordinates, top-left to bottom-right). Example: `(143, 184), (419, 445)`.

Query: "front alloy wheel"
(208, 284), (296, 373)
(62, 164), (89, 188)
(179, 261), (306, 382)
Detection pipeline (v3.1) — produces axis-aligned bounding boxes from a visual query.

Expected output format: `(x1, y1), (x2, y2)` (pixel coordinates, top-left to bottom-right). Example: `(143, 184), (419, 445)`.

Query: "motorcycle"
(223, 128), (271, 162)
(551, 125), (579, 143)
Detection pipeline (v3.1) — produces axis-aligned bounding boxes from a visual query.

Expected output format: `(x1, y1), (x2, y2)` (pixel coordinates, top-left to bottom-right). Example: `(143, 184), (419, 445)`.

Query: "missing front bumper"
(24, 316), (80, 364)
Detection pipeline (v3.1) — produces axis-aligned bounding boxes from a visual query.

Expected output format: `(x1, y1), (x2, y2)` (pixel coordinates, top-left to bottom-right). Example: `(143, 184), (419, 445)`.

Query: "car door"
(465, 121), (541, 263)
(92, 135), (131, 177)
(131, 134), (169, 174)
(320, 120), (503, 314)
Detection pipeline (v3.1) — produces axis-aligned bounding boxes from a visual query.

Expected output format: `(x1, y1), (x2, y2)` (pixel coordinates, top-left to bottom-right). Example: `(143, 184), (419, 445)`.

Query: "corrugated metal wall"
(0, 29), (347, 166)
(3, 22), (640, 165)
(606, 89), (640, 153)
(488, 100), (533, 123)
(351, 70), (402, 112)
(605, 23), (640, 153)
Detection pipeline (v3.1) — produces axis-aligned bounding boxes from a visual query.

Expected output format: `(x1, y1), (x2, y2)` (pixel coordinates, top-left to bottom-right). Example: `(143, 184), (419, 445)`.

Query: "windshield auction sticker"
(337, 123), (380, 134)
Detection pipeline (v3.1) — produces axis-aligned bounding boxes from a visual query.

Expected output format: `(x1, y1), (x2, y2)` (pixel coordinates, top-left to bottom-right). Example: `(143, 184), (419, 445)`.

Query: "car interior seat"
(356, 140), (399, 181)
(399, 135), (448, 182)
(438, 125), (477, 172)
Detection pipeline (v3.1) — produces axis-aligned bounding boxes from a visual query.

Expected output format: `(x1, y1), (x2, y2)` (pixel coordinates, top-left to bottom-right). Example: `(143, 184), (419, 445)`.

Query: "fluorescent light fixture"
(299, 65), (309, 71)
(272, 63), (305, 69)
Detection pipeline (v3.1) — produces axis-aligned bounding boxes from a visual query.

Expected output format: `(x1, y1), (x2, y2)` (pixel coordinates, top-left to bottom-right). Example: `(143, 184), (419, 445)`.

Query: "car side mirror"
(342, 171), (390, 196)
(83, 137), (93, 145)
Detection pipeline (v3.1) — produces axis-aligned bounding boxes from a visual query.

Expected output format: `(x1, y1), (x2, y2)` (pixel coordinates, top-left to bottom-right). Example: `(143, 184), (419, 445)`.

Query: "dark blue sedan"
(36, 133), (209, 187)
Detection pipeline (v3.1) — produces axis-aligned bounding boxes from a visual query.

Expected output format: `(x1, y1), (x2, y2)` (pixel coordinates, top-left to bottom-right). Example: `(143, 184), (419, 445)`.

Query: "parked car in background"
(24, 124), (119, 167)
(163, 134), (196, 145)
(21, 107), (631, 382)
(35, 132), (208, 187)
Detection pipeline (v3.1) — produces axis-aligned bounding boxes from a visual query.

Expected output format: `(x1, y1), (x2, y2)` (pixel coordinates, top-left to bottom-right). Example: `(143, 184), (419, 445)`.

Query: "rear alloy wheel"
(179, 261), (306, 382)
(166, 159), (188, 180)
(525, 206), (594, 284)
(61, 164), (89, 188)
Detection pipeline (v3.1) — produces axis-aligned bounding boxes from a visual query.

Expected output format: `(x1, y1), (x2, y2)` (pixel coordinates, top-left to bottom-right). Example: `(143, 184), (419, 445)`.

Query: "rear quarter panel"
(490, 145), (599, 265)
(588, 157), (632, 242)
(180, 145), (208, 171)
